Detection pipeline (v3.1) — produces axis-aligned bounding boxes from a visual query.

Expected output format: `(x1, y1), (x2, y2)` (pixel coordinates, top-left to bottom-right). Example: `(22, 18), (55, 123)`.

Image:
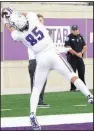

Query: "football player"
(1, 8), (93, 130)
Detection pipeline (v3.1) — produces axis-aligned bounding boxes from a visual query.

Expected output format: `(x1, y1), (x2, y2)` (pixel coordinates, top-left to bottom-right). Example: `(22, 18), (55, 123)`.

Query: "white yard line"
(37, 106), (50, 108)
(1, 113), (93, 128)
(73, 104), (87, 107)
(1, 109), (12, 111)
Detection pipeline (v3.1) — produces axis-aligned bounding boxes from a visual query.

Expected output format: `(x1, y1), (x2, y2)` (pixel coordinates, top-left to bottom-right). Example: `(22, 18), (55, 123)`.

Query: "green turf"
(1, 90), (93, 117)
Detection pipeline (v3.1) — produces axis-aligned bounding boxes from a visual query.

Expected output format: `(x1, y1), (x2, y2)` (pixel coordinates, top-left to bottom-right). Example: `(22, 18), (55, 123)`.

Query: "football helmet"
(9, 12), (28, 31)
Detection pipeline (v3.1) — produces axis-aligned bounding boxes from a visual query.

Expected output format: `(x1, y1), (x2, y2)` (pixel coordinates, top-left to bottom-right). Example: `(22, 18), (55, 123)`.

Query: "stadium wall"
(1, 2), (93, 95)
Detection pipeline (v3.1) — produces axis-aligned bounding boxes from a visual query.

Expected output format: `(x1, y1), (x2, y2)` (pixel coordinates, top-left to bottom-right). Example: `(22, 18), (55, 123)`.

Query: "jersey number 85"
(26, 26), (44, 46)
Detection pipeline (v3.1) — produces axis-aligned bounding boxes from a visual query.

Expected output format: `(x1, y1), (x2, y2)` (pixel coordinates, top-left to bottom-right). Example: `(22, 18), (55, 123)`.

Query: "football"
(1, 7), (13, 18)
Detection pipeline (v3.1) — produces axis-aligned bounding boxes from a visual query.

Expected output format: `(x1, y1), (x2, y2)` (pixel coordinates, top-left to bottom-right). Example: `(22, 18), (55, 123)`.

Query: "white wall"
(1, 2), (93, 95)
(1, 2), (93, 33)
(1, 2), (93, 19)
(1, 59), (93, 95)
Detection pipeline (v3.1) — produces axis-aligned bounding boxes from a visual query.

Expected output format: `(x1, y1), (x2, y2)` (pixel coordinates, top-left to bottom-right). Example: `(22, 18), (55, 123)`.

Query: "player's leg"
(28, 59), (36, 92)
(28, 59), (48, 106)
(30, 65), (49, 114)
(38, 80), (48, 106)
(53, 54), (93, 103)
(30, 63), (49, 130)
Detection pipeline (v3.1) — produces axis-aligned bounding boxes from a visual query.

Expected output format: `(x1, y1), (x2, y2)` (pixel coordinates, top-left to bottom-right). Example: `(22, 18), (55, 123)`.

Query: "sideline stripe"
(1, 113), (93, 128)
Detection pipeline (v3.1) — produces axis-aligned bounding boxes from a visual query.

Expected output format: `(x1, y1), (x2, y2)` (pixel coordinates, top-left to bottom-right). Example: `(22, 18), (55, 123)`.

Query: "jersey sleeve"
(11, 30), (20, 41)
(64, 35), (71, 47)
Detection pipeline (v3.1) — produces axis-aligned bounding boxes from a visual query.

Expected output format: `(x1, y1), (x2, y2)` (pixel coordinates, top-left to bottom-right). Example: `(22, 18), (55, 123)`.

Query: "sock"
(30, 87), (41, 115)
(74, 78), (91, 97)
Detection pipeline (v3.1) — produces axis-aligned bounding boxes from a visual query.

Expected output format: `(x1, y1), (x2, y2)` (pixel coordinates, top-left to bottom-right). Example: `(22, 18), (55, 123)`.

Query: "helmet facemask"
(19, 21), (29, 32)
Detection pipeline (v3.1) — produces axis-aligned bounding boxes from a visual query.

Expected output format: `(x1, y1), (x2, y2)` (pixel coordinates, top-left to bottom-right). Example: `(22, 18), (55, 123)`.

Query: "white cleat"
(88, 94), (93, 104)
(30, 113), (41, 130)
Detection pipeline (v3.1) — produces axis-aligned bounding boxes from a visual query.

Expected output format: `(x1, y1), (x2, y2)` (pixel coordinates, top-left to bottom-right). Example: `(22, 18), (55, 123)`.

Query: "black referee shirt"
(64, 33), (86, 57)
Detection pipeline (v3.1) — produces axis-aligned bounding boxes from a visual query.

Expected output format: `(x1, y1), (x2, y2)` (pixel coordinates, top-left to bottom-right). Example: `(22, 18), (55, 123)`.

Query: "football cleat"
(88, 94), (93, 104)
(30, 113), (41, 130)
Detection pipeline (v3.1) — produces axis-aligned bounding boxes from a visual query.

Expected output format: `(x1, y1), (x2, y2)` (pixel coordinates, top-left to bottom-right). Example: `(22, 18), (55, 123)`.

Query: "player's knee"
(71, 76), (78, 84)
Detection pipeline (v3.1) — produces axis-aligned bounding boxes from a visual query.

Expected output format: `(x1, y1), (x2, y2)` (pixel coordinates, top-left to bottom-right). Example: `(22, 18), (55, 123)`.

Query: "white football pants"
(30, 48), (77, 114)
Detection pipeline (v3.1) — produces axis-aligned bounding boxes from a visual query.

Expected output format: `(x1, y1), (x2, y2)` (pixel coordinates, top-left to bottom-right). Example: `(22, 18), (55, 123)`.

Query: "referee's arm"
(81, 36), (87, 54)
(64, 36), (78, 56)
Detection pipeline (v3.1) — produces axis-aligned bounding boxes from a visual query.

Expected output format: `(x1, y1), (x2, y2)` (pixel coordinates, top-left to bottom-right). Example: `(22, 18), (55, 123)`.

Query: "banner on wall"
(46, 26), (70, 46)
(3, 19), (93, 60)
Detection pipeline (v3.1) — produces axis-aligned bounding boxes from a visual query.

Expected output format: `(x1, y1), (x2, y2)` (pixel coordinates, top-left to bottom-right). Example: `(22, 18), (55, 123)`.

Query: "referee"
(28, 14), (49, 107)
(65, 25), (87, 91)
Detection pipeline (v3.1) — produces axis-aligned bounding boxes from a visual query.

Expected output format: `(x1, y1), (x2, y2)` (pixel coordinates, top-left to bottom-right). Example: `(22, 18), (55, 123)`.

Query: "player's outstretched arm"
(5, 24), (15, 33)
(1, 7), (15, 33)
(2, 16), (15, 33)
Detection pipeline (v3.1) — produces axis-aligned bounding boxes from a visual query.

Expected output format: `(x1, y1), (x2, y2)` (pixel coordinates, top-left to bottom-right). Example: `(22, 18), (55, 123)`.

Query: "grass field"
(1, 90), (93, 117)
